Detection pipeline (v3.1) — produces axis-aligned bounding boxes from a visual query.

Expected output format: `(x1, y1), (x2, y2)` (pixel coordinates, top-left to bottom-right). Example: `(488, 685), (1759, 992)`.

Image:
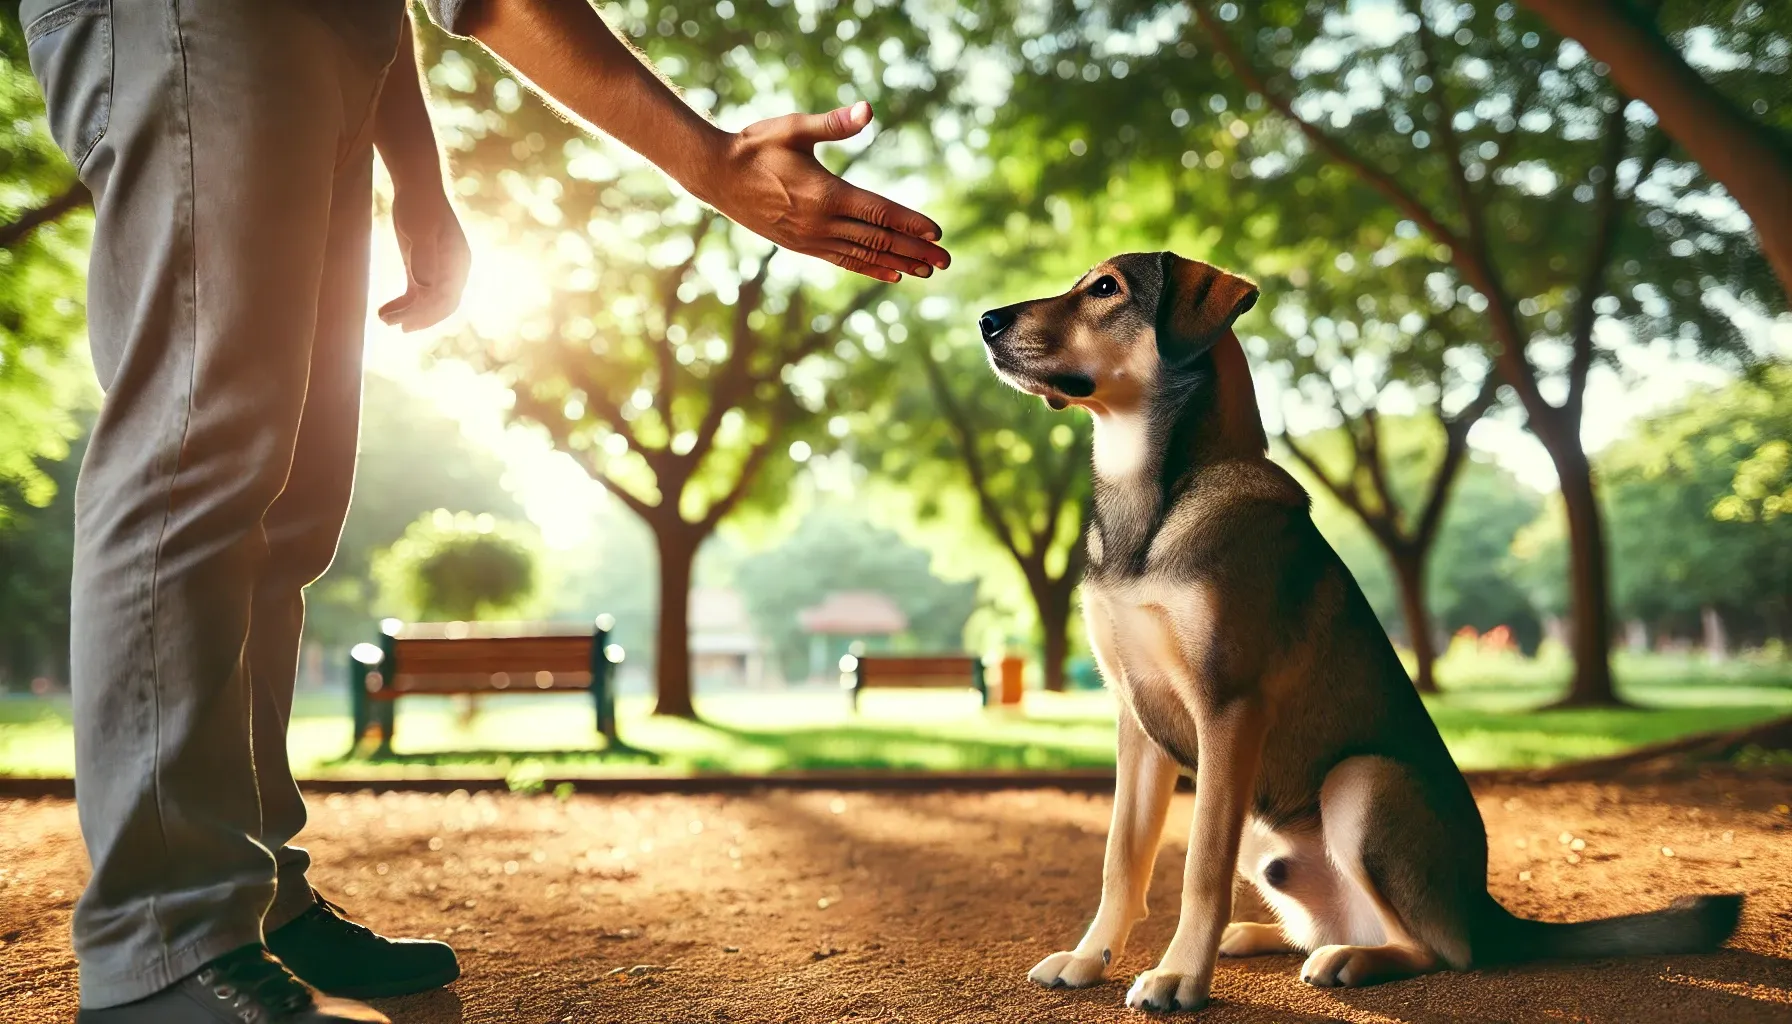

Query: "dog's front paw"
(1124, 969), (1209, 1013)
(1028, 949), (1110, 988)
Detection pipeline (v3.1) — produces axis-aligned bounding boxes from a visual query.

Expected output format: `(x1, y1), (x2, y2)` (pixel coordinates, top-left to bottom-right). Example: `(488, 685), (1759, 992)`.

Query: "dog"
(976, 251), (1742, 1013)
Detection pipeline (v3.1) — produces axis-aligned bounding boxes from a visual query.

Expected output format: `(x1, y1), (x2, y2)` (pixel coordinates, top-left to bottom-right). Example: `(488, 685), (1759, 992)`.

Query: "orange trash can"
(999, 655), (1025, 706)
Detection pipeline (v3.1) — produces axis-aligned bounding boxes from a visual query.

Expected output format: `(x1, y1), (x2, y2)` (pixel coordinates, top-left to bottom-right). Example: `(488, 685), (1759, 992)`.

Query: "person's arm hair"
(455, 0), (948, 282)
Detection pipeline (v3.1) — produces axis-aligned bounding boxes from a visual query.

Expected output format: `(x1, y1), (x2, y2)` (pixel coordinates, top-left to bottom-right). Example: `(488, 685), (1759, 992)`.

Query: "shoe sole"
(321, 961), (461, 1000)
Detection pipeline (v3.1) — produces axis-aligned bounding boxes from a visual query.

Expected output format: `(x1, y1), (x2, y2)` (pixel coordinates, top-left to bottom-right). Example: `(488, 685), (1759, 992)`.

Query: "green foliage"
(1290, 417), (1543, 648)
(0, 419), (81, 688)
(0, 6), (96, 528)
(1599, 364), (1792, 641)
(373, 509), (542, 622)
(731, 506), (980, 681)
(417, 0), (966, 537)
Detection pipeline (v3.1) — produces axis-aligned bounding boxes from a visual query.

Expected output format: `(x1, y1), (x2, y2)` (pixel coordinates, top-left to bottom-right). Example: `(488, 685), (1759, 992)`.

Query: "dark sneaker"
(76, 945), (389, 1023)
(266, 889), (459, 999)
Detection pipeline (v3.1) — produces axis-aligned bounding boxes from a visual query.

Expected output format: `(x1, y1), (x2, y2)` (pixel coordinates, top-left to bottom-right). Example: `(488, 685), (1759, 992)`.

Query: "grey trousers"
(23, 0), (403, 1007)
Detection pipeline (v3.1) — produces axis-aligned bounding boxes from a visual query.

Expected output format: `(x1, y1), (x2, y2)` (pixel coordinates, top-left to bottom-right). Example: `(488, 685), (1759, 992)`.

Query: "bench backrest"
(854, 655), (980, 687)
(378, 635), (596, 696)
(849, 654), (987, 708)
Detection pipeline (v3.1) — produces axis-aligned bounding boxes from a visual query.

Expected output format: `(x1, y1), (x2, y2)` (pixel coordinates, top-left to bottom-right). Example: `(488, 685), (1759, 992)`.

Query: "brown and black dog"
(977, 252), (1741, 1013)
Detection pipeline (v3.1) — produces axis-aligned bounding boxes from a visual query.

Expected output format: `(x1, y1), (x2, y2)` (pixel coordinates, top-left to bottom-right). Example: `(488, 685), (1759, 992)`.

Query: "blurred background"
(1, 0), (1787, 782)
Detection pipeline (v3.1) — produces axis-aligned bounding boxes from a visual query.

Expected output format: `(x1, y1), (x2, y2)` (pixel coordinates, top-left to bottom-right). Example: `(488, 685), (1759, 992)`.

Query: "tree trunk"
(1548, 444), (1624, 707)
(1035, 578), (1074, 693)
(1519, 0), (1792, 300)
(1390, 549), (1441, 695)
(652, 530), (699, 718)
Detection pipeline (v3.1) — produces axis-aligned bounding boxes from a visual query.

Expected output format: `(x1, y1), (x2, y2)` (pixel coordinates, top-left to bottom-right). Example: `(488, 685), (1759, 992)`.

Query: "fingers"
(816, 245), (901, 284)
(773, 100), (873, 146)
(827, 180), (943, 244)
(379, 261), (468, 332)
(827, 216), (950, 275)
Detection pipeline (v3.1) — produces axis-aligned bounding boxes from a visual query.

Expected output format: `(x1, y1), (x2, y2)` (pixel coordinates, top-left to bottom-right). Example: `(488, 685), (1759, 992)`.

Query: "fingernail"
(916, 265), (932, 278)
(922, 229), (939, 241)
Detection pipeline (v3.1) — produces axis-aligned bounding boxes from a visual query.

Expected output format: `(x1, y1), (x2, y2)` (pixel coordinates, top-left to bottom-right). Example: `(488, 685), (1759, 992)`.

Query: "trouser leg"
(259, 149), (378, 931)
(38, 0), (392, 1006)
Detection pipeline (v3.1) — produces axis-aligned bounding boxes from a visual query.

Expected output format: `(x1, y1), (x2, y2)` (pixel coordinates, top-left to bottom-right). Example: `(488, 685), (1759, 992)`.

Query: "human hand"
(379, 187), (471, 332)
(704, 101), (949, 284)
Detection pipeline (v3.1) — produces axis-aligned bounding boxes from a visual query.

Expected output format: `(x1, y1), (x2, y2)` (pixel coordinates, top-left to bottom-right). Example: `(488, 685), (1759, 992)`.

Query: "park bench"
(842, 653), (987, 710)
(348, 615), (623, 754)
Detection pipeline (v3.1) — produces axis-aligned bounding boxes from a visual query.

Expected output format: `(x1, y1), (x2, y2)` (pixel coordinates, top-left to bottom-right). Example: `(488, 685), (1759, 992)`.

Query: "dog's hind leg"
(1299, 756), (1477, 988)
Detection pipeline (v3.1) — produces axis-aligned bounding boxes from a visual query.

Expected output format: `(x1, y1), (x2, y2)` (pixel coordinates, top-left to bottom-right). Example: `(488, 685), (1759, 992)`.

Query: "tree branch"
(698, 416), (782, 533)
(653, 213), (722, 440)
(1196, 2), (1544, 431)
(574, 449), (659, 523)
(1407, 0), (1492, 265)
(922, 352), (1030, 567)
(686, 252), (776, 472)
(1192, 4), (1465, 253)
(1357, 406), (1400, 534)
(0, 182), (90, 249)
(1415, 371), (1502, 549)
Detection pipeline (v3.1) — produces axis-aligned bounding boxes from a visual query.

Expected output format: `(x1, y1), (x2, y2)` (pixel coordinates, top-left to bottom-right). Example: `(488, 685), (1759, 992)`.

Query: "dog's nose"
(979, 307), (1016, 341)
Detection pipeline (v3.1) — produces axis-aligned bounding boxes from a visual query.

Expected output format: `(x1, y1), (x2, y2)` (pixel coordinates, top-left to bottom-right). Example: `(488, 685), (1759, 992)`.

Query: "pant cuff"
(79, 924), (264, 1010)
(265, 870), (317, 933)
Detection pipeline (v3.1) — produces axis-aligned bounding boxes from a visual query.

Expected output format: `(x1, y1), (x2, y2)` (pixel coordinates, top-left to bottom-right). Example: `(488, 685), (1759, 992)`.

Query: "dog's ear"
(1155, 253), (1259, 369)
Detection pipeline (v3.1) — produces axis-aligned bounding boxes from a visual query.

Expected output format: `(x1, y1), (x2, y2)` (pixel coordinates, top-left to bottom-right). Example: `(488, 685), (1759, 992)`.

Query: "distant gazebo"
(797, 591), (908, 681)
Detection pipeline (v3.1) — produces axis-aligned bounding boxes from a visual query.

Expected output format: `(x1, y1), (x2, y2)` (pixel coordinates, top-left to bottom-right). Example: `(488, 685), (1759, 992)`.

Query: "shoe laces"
(311, 890), (378, 942)
(195, 947), (315, 1021)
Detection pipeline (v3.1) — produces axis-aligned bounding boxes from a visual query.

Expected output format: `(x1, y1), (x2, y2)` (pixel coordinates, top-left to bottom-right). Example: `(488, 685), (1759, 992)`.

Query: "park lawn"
(2, 651), (1789, 783)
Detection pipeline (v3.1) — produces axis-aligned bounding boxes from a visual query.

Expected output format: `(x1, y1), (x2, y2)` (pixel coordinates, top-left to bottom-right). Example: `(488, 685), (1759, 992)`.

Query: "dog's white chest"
(1084, 581), (1215, 696)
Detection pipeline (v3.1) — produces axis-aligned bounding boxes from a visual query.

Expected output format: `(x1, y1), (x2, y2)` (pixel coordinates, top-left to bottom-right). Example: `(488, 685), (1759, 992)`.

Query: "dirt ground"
(2, 772), (1790, 1024)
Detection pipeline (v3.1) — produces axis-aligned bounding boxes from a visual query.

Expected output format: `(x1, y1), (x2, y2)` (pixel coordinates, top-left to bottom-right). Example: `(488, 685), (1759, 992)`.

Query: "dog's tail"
(1478, 893), (1742, 964)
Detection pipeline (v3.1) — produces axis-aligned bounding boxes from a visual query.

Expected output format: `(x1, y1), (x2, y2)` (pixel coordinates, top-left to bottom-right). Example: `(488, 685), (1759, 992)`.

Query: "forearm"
(456, 0), (730, 203)
(374, 14), (451, 197)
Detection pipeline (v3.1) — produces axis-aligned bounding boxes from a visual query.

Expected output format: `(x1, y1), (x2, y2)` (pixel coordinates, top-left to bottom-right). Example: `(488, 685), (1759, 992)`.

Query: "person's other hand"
(707, 101), (950, 283)
(379, 188), (471, 332)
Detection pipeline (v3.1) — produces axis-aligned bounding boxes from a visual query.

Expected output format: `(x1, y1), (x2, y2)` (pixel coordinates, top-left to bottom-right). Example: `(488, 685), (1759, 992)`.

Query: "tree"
(1517, 0), (1792, 300)
(1600, 365), (1792, 645)
(732, 506), (980, 683)
(1279, 385), (1497, 692)
(419, 1), (964, 717)
(373, 509), (541, 622)
(0, 420), (82, 689)
(0, 6), (95, 528)
(860, 336), (1091, 691)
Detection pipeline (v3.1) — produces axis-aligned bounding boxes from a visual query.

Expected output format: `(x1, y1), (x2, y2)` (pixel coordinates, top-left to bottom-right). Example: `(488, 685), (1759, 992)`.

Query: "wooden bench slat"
(854, 655), (982, 691)
(370, 671), (593, 700)
(392, 636), (593, 675)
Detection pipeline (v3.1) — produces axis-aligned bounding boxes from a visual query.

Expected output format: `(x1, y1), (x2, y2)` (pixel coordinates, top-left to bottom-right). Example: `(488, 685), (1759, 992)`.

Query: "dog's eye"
(1090, 275), (1120, 297)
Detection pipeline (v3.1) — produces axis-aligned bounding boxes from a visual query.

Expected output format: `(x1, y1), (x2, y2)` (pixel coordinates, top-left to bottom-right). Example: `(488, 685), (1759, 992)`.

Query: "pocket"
(24, 0), (113, 173)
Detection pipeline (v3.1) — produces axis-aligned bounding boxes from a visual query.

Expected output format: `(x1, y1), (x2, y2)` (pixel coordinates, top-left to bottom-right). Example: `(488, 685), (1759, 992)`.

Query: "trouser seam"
(142, 0), (198, 980)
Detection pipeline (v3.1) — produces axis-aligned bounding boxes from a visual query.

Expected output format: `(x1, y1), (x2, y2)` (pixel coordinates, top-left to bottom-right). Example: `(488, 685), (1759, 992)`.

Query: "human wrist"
(671, 121), (737, 209)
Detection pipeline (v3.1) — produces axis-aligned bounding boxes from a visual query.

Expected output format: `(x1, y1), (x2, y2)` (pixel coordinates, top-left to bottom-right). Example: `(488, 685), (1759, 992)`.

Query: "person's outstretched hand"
(706, 101), (949, 284)
(379, 188), (471, 333)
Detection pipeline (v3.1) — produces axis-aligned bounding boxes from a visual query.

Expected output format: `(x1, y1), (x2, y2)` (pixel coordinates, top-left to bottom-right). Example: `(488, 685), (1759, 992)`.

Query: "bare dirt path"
(2, 772), (1790, 1023)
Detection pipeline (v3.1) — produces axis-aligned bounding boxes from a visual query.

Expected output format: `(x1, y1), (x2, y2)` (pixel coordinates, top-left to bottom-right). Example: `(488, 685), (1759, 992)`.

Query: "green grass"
(3, 650), (1788, 780)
